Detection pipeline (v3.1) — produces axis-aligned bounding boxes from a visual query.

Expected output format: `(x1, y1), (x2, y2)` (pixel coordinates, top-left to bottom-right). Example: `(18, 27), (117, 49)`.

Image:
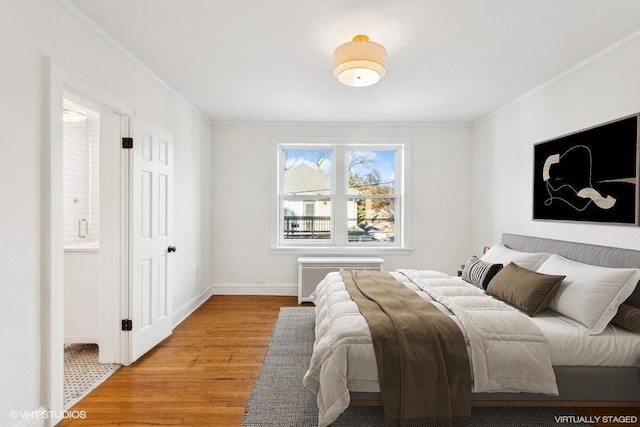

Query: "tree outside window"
(278, 144), (403, 248)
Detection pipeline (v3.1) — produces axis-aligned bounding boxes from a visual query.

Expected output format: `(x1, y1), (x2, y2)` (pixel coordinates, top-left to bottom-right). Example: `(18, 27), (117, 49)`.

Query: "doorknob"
(168, 246), (177, 253)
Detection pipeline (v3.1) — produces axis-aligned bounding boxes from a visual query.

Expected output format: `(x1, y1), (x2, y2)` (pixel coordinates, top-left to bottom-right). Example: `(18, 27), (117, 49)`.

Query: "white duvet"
(303, 269), (559, 427)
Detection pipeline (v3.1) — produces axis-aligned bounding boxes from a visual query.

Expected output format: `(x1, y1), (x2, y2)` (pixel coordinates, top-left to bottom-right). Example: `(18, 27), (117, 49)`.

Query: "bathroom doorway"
(62, 97), (100, 346)
(47, 62), (174, 424)
(46, 62), (134, 423)
(61, 93), (123, 407)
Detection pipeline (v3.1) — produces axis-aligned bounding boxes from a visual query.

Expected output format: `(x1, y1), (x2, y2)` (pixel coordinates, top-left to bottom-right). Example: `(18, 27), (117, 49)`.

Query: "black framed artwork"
(533, 114), (639, 225)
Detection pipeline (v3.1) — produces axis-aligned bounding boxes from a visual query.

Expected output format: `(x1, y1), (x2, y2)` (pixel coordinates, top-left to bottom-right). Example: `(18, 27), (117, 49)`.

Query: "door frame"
(44, 59), (134, 424)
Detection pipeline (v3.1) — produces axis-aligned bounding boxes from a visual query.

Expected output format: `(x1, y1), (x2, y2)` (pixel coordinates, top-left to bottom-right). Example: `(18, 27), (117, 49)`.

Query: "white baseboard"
(64, 336), (98, 345)
(211, 283), (297, 296)
(172, 285), (216, 328)
(170, 283), (296, 329)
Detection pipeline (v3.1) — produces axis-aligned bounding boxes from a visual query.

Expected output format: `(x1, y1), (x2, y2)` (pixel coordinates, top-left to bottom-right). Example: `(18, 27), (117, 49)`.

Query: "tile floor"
(63, 343), (120, 408)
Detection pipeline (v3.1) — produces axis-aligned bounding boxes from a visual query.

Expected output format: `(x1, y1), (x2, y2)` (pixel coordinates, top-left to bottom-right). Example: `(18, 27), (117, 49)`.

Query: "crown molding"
(55, 0), (213, 125)
(474, 28), (640, 127)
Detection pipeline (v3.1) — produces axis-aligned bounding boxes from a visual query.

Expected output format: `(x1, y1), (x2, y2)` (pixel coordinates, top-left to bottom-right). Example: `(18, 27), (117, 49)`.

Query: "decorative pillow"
(612, 304), (640, 334)
(537, 254), (640, 335)
(461, 256), (503, 289)
(486, 262), (565, 316)
(480, 243), (549, 271)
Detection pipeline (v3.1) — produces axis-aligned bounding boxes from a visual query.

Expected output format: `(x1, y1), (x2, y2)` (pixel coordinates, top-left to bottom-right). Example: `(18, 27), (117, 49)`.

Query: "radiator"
(297, 257), (385, 304)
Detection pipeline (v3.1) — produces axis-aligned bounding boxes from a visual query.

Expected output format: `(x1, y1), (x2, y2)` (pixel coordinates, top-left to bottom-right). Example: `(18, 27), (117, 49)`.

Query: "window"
(276, 142), (404, 248)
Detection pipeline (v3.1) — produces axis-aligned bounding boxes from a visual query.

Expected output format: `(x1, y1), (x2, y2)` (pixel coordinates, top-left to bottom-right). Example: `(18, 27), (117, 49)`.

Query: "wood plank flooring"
(59, 295), (298, 427)
(58, 295), (639, 427)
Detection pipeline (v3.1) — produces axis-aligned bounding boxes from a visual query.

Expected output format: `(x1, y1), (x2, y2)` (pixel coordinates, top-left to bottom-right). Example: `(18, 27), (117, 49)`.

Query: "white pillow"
(536, 254), (640, 335)
(480, 243), (549, 270)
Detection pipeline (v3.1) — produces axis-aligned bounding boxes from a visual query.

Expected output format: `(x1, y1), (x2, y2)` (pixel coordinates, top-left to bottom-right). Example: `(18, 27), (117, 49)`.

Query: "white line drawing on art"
(542, 145), (626, 212)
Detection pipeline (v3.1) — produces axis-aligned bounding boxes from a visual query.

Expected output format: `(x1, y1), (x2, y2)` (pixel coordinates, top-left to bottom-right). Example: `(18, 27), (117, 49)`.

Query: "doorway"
(62, 97), (101, 347)
(47, 61), (175, 425)
(61, 94), (122, 408)
(46, 61), (134, 425)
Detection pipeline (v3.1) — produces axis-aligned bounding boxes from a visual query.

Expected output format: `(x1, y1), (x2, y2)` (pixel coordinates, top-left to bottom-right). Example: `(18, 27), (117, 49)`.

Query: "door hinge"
(121, 319), (133, 331)
(122, 137), (133, 149)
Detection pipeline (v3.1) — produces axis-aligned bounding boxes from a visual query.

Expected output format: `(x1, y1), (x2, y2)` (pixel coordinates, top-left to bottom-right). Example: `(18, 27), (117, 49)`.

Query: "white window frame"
(271, 137), (410, 253)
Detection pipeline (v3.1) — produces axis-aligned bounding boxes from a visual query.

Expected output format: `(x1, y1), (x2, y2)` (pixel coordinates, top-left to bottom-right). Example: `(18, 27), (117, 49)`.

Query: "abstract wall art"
(533, 114), (639, 225)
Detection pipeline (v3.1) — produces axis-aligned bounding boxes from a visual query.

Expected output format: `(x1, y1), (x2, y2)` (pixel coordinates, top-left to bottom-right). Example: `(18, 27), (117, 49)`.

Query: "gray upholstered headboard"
(501, 233), (640, 308)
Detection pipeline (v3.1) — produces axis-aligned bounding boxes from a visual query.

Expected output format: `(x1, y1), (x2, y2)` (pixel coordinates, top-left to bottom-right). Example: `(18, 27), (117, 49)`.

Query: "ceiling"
(68, 0), (640, 124)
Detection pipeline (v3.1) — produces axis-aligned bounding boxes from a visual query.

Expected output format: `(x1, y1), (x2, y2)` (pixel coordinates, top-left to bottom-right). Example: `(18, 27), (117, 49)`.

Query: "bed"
(302, 233), (640, 426)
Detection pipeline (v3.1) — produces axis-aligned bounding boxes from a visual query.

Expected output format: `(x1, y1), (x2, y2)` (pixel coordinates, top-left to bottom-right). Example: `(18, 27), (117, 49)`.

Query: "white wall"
(64, 250), (99, 343)
(0, 1), (212, 424)
(211, 123), (472, 293)
(471, 34), (640, 252)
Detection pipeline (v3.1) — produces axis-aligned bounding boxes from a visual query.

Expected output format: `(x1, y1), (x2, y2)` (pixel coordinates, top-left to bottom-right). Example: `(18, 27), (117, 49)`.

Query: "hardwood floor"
(58, 294), (639, 427)
(59, 295), (298, 427)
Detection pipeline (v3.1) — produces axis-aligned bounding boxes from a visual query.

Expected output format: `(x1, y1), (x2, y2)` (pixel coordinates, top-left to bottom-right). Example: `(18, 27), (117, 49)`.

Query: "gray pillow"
(486, 262), (565, 316)
(461, 256), (503, 289)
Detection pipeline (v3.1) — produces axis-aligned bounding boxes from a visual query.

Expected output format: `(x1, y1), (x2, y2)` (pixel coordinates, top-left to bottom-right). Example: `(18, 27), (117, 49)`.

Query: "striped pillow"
(462, 256), (503, 289)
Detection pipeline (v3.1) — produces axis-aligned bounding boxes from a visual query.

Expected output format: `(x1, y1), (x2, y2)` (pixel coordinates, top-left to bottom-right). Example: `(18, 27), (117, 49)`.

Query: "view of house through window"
(278, 144), (402, 247)
(282, 148), (333, 241)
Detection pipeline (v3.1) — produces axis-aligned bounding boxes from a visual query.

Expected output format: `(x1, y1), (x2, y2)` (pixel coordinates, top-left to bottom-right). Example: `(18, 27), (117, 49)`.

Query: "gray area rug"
(242, 307), (591, 426)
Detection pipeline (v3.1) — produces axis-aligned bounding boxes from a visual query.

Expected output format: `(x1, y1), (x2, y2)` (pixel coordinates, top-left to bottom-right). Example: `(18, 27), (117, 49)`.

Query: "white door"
(129, 118), (174, 363)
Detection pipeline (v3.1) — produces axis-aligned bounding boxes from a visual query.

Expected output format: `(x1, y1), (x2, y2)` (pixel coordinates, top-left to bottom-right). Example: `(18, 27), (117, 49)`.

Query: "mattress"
(531, 311), (640, 366)
(445, 275), (640, 367)
(315, 272), (640, 395)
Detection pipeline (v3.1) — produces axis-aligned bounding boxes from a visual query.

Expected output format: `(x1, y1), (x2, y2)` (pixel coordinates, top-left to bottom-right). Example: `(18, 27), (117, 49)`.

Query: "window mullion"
(334, 145), (347, 246)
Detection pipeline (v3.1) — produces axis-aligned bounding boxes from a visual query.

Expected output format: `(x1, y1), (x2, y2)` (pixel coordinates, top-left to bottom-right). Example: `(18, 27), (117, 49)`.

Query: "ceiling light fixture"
(333, 35), (386, 88)
(63, 109), (88, 122)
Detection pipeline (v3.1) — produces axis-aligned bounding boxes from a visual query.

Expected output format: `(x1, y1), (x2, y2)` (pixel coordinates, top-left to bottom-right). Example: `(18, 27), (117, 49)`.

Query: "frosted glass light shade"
(63, 109), (88, 122)
(333, 35), (386, 87)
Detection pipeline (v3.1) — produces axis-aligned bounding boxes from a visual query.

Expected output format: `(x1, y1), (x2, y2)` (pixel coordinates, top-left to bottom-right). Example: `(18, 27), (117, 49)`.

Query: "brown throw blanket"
(342, 270), (471, 425)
